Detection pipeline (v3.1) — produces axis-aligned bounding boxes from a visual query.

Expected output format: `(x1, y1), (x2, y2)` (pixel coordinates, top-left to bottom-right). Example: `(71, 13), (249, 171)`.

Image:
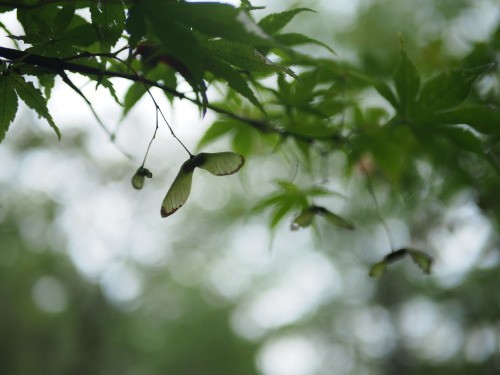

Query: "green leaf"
(417, 64), (494, 112)
(232, 126), (255, 156)
(9, 73), (60, 140)
(270, 200), (293, 228)
(60, 23), (99, 47)
(431, 105), (500, 135)
(258, 8), (315, 35)
(197, 120), (234, 150)
(394, 50), (420, 115)
(99, 78), (122, 106)
(167, 1), (275, 46)
(274, 33), (335, 54)
(349, 71), (399, 109)
(38, 74), (56, 99)
(53, 2), (76, 36)
(125, 3), (147, 48)
(194, 152), (245, 176)
(202, 39), (298, 79)
(205, 56), (264, 113)
(144, 4), (205, 86)
(435, 126), (485, 155)
(122, 82), (147, 118)
(407, 248), (433, 274)
(0, 74), (18, 142)
(369, 261), (387, 277)
(90, 0), (126, 50)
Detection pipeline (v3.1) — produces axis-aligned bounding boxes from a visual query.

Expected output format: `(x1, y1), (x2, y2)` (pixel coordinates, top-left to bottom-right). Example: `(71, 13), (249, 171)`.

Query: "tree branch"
(0, 46), (337, 145)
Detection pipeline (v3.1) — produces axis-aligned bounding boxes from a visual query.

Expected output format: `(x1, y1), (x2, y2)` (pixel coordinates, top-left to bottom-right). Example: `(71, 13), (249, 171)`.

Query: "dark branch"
(0, 46), (335, 145)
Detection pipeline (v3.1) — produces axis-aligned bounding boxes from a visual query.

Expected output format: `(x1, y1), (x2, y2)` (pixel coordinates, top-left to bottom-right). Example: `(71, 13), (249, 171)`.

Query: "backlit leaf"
(417, 64), (493, 112)
(197, 120), (234, 150)
(258, 8), (315, 35)
(431, 105), (500, 135)
(275, 33), (335, 54)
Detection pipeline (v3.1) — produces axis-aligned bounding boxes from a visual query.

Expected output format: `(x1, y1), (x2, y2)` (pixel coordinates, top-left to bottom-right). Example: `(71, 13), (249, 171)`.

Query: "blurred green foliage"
(1, 0), (500, 374)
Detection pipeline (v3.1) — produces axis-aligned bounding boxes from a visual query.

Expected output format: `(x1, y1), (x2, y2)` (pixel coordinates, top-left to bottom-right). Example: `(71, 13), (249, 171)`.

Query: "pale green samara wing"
(161, 152), (245, 218)
(194, 152), (245, 176)
(160, 159), (196, 218)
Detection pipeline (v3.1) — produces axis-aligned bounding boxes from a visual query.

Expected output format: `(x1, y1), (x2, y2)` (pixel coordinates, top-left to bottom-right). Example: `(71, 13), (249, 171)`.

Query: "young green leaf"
(122, 82), (147, 118)
(197, 120), (234, 150)
(161, 152), (245, 217)
(9, 72), (60, 140)
(275, 33), (336, 54)
(0, 74), (18, 142)
(270, 200), (294, 229)
(349, 71), (399, 109)
(258, 8), (315, 35)
(417, 64), (494, 113)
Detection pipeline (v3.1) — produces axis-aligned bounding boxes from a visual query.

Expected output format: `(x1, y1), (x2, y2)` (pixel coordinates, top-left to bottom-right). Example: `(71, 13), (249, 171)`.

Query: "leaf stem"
(365, 174), (395, 251)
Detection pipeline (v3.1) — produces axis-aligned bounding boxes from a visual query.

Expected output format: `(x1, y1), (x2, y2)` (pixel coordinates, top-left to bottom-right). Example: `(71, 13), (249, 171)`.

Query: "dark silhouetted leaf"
(9, 72), (60, 140)
(0, 74), (18, 142)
